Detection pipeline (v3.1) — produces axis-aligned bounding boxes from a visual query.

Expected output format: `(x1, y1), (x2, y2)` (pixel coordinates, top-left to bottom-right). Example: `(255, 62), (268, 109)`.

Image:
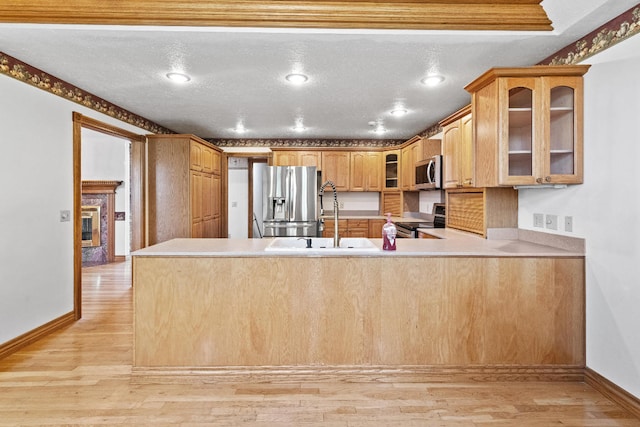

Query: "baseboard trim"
(132, 364), (585, 385)
(114, 255), (126, 262)
(0, 311), (76, 360)
(585, 368), (640, 420)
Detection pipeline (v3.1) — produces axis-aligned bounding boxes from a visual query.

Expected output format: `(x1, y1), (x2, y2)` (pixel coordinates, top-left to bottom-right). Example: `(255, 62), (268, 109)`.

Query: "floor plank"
(0, 260), (637, 426)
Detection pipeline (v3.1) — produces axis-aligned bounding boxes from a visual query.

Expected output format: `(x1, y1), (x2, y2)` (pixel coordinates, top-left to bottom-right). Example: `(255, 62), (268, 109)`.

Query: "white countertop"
(132, 228), (584, 258)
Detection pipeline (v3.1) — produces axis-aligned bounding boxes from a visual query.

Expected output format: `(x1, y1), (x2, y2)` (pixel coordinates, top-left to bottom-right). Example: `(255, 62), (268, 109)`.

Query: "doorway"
(72, 113), (145, 319)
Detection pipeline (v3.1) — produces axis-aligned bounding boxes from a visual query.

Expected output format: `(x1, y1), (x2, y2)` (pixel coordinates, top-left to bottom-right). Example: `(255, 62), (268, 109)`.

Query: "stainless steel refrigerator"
(262, 166), (318, 237)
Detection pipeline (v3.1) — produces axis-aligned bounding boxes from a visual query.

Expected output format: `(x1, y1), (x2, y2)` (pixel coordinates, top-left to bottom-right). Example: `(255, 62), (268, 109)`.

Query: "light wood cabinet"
(147, 134), (224, 244)
(321, 219), (348, 239)
(446, 187), (518, 237)
(346, 219), (369, 237)
(350, 151), (382, 191)
(400, 136), (424, 191)
(381, 191), (402, 217)
(272, 150), (322, 169)
(383, 150), (400, 190)
(368, 219), (386, 238)
(440, 105), (474, 189)
(321, 151), (350, 191)
(466, 65), (589, 187)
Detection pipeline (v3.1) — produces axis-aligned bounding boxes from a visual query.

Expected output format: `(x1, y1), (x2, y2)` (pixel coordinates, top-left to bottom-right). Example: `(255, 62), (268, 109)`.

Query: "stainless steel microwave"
(415, 155), (442, 190)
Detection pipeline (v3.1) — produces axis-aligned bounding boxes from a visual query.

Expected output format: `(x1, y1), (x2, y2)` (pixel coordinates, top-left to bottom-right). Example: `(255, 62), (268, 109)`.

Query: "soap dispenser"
(382, 213), (397, 251)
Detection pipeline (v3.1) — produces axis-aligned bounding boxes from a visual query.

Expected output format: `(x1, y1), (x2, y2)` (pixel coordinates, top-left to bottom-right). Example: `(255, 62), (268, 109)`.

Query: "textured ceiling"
(0, 0), (637, 140)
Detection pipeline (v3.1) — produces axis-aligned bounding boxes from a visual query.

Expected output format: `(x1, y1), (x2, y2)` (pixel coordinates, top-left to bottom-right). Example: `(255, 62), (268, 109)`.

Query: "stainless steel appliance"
(394, 204), (446, 238)
(263, 166), (318, 237)
(415, 155), (443, 190)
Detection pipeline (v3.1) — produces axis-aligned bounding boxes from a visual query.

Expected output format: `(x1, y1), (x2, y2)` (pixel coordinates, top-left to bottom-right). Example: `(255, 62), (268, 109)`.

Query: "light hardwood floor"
(0, 260), (638, 426)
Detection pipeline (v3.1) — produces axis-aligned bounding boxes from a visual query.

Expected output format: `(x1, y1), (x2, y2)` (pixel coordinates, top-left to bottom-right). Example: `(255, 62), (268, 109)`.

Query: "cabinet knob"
(545, 176), (551, 182)
(536, 177), (543, 184)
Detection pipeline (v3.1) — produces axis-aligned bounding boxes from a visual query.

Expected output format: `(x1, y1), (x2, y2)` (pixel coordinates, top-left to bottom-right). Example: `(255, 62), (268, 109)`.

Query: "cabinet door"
(190, 142), (202, 171)
(321, 152), (350, 191)
(349, 152), (366, 191)
(401, 146), (412, 191)
(201, 146), (214, 174)
(368, 219), (386, 238)
(542, 76), (583, 184)
(273, 151), (298, 166)
(212, 175), (221, 218)
(365, 152), (382, 191)
(299, 151), (322, 170)
(442, 121), (460, 189)
(202, 173), (213, 222)
(322, 219), (347, 239)
(190, 171), (203, 224)
(383, 150), (400, 190)
(459, 113), (474, 187)
(500, 77), (539, 185)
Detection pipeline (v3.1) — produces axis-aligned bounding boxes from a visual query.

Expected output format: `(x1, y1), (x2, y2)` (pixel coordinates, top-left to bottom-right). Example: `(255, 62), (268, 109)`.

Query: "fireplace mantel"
(81, 180), (122, 194)
(81, 180), (123, 265)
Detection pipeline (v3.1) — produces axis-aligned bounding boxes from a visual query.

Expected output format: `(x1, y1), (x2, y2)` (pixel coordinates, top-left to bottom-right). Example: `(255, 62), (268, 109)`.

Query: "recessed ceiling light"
(421, 75), (445, 87)
(285, 73), (309, 84)
(372, 126), (387, 134)
(293, 124), (307, 132)
(166, 72), (191, 83)
(234, 123), (247, 134)
(390, 108), (408, 117)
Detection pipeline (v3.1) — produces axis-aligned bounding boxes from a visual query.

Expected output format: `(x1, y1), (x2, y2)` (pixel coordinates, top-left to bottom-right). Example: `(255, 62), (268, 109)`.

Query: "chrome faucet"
(319, 180), (339, 248)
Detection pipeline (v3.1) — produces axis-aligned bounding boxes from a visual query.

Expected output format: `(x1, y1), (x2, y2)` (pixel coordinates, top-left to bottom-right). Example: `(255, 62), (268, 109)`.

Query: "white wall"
(0, 74), (148, 344)
(518, 35), (640, 398)
(81, 129), (130, 256)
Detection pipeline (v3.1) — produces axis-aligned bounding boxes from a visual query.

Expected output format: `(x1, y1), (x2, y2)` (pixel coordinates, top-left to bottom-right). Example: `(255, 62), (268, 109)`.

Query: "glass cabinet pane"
(385, 153), (398, 188)
(508, 87), (533, 176)
(549, 86), (575, 175)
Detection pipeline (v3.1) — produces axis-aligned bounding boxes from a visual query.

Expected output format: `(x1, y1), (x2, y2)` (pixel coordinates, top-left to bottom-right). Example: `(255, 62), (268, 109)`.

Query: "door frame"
(72, 112), (146, 319)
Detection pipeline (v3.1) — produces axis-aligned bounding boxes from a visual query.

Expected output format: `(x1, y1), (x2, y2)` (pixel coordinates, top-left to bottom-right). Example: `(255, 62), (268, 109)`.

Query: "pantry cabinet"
(147, 134), (224, 244)
(465, 65), (589, 187)
(439, 105), (474, 189)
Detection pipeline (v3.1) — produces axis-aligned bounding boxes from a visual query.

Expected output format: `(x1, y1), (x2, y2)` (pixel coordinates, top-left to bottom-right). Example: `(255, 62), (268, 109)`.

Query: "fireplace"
(81, 206), (101, 247)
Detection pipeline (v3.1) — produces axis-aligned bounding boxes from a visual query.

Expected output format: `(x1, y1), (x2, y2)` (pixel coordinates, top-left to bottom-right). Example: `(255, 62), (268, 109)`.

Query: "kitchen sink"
(264, 237), (380, 252)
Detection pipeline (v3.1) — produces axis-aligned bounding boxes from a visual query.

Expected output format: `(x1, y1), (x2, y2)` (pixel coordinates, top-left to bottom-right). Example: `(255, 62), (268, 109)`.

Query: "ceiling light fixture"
(285, 73), (309, 84)
(421, 75), (445, 87)
(234, 123), (247, 134)
(293, 123), (307, 132)
(166, 72), (191, 83)
(372, 126), (387, 134)
(390, 108), (408, 117)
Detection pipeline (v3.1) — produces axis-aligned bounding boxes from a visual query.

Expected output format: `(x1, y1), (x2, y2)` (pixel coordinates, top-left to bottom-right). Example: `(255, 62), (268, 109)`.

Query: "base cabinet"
(147, 134), (223, 244)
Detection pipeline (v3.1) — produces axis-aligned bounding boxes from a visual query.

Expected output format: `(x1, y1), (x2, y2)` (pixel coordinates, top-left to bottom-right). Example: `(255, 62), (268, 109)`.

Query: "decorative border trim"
(0, 51), (173, 135)
(540, 6), (640, 65)
(585, 368), (640, 420)
(211, 138), (405, 148)
(0, 311), (75, 360)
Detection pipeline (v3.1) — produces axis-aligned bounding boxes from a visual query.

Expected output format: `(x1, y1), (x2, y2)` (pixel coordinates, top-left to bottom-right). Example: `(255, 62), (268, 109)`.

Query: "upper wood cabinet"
(350, 151), (382, 191)
(440, 105), (474, 189)
(465, 65), (589, 187)
(272, 150), (322, 169)
(400, 136), (422, 191)
(383, 150), (401, 190)
(321, 151), (350, 191)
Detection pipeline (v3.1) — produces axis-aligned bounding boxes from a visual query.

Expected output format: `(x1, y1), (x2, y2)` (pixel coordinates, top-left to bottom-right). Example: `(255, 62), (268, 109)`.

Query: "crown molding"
(0, 1), (552, 31)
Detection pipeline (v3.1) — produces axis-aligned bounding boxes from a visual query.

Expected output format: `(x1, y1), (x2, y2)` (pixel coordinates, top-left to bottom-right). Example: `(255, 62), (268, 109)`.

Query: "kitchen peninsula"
(132, 230), (585, 379)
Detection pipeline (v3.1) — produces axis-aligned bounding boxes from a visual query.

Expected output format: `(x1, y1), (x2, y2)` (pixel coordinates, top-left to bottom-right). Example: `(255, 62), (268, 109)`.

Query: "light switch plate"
(533, 213), (544, 228)
(545, 214), (558, 230)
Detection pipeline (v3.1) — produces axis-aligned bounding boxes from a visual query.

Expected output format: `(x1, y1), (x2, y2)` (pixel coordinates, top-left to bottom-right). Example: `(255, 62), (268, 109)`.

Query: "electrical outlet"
(545, 214), (558, 230)
(565, 216), (573, 232)
(533, 213), (544, 228)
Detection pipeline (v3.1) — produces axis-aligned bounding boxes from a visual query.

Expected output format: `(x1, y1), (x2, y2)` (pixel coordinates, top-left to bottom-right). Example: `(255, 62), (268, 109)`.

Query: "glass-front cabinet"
(383, 150), (400, 190)
(467, 65), (589, 187)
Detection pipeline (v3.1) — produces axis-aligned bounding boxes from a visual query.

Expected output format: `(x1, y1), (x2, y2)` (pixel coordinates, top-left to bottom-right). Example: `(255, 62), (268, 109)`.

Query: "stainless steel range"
(394, 204), (446, 238)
